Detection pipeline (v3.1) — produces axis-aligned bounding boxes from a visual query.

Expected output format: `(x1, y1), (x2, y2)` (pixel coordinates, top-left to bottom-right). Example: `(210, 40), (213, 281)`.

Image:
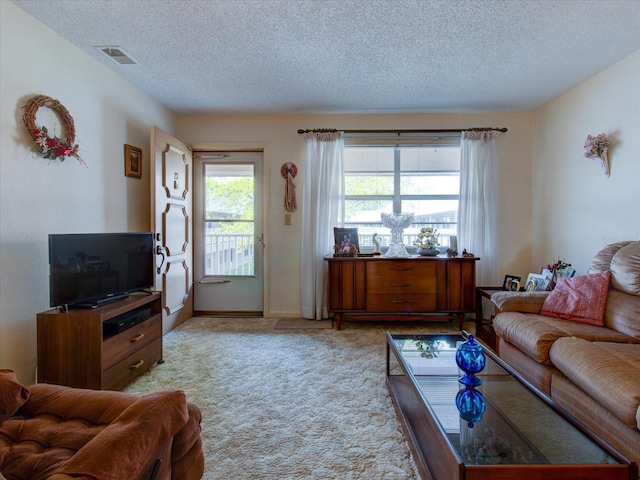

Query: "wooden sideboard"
(325, 255), (479, 329)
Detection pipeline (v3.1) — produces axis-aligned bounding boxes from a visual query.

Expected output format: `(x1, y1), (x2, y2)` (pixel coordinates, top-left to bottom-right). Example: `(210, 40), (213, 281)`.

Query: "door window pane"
(204, 163), (254, 276)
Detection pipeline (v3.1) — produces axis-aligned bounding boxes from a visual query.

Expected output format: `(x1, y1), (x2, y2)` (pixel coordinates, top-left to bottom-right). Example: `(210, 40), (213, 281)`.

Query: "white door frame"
(191, 144), (269, 315)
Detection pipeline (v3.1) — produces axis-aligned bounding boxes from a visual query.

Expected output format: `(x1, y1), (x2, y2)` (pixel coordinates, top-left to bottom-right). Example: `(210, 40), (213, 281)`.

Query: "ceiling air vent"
(95, 46), (137, 65)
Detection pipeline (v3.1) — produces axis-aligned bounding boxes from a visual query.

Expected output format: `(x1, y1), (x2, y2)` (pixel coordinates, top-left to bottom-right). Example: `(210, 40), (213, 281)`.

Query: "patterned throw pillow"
(541, 271), (611, 326)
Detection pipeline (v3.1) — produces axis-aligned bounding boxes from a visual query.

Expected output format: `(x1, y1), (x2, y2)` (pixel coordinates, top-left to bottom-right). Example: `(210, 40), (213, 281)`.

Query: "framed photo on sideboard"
(525, 273), (549, 291)
(502, 274), (522, 291)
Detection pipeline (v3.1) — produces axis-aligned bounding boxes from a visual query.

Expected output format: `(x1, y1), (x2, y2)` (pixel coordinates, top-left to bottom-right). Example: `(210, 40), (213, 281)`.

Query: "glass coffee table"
(386, 333), (638, 480)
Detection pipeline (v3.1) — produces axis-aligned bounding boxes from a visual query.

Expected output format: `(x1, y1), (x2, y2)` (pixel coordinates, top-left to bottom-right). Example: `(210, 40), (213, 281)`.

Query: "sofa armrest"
(491, 291), (550, 314)
(20, 383), (138, 424)
(50, 390), (189, 480)
(170, 402), (205, 480)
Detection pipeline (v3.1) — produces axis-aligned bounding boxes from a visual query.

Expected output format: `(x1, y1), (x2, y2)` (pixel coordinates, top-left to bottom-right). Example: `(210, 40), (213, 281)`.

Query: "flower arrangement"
(583, 133), (609, 159)
(546, 258), (571, 274)
(33, 125), (83, 163)
(414, 227), (439, 250)
(584, 133), (610, 176)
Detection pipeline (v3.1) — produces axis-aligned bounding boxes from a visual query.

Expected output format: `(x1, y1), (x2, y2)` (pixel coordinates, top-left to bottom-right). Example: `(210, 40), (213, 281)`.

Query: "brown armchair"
(0, 370), (204, 480)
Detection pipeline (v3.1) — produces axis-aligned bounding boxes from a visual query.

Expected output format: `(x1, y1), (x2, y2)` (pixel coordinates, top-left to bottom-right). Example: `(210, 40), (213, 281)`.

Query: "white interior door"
(193, 151), (264, 315)
(151, 126), (193, 332)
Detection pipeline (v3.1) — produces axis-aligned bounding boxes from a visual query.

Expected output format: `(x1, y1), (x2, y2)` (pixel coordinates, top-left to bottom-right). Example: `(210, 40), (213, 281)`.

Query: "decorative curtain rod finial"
(297, 128), (338, 134)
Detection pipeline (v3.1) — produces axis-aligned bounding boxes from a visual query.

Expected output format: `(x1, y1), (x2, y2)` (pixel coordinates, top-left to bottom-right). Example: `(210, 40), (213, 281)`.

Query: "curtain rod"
(297, 127), (507, 134)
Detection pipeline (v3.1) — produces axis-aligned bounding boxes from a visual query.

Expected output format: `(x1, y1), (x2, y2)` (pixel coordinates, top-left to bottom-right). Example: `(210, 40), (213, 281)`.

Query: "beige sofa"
(492, 241), (640, 467)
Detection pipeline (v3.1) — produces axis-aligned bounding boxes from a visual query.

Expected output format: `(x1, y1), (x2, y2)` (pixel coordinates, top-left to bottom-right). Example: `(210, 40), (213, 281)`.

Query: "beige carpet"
(124, 317), (475, 479)
(275, 318), (334, 329)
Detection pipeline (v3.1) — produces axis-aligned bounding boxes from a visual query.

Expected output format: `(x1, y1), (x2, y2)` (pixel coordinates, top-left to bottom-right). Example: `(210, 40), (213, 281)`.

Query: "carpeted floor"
(275, 318), (334, 329)
(124, 317), (475, 479)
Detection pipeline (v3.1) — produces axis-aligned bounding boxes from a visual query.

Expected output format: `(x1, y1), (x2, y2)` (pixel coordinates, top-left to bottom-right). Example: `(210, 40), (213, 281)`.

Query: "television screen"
(49, 232), (154, 308)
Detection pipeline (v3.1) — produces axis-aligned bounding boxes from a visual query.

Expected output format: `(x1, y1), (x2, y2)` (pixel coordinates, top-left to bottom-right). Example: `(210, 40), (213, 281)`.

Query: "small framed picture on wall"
(124, 144), (142, 179)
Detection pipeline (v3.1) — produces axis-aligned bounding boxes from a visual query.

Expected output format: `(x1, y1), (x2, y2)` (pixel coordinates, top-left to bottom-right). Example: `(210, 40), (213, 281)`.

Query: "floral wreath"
(23, 95), (84, 164)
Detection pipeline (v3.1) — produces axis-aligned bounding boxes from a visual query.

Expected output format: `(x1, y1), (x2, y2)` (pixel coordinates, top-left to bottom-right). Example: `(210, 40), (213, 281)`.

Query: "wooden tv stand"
(37, 292), (162, 390)
(325, 256), (479, 329)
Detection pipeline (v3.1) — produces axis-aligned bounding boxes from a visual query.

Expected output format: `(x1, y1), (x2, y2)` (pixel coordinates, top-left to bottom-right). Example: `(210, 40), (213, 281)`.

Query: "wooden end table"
(474, 286), (504, 350)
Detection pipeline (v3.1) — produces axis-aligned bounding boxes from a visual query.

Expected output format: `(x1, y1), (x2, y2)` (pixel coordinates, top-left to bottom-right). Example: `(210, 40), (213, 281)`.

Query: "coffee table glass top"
(387, 333), (621, 467)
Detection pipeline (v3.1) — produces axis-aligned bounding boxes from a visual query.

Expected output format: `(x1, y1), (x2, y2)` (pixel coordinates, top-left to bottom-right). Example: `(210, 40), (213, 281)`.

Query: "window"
(344, 134), (460, 250)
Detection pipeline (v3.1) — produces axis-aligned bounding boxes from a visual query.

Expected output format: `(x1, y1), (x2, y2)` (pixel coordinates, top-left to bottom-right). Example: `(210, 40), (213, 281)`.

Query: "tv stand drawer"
(102, 314), (161, 370)
(102, 339), (162, 391)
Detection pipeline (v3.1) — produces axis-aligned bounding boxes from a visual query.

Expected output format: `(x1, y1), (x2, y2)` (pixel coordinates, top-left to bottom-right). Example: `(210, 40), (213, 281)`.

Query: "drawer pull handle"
(391, 283), (415, 287)
(130, 333), (145, 343)
(391, 300), (413, 304)
(391, 267), (414, 271)
(130, 360), (145, 370)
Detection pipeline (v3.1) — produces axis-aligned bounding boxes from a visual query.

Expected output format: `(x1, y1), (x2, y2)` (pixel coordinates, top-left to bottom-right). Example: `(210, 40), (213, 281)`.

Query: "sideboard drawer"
(367, 260), (437, 294)
(367, 260), (436, 276)
(367, 275), (436, 294)
(367, 293), (437, 312)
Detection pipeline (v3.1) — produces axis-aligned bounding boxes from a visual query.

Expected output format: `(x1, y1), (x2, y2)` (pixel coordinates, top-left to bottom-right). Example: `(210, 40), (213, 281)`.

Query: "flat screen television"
(48, 232), (154, 309)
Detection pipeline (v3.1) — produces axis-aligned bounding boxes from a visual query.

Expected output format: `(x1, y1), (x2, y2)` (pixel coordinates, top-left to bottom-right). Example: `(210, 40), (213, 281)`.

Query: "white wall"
(0, 2), (177, 384)
(532, 50), (640, 273)
(178, 112), (534, 316)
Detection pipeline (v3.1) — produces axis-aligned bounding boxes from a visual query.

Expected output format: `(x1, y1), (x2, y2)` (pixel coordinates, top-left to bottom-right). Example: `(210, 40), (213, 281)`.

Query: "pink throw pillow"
(540, 271), (611, 326)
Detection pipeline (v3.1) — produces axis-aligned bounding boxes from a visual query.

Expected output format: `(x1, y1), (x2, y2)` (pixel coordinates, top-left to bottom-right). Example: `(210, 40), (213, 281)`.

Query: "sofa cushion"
(550, 337), (640, 430)
(0, 385), (134, 479)
(551, 372), (640, 466)
(0, 370), (29, 423)
(56, 390), (189, 480)
(590, 240), (640, 296)
(493, 312), (639, 365)
(491, 291), (550, 313)
(0, 384), (199, 480)
(604, 289), (640, 339)
(540, 271), (610, 326)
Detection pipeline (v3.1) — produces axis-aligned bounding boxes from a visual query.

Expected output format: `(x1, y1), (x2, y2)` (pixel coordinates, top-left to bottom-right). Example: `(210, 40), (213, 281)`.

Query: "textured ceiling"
(11, 0), (640, 115)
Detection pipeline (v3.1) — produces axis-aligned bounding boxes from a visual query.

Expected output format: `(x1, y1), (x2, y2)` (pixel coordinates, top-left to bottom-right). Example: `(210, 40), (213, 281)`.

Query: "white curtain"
(458, 131), (499, 286)
(300, 131), (344, 319)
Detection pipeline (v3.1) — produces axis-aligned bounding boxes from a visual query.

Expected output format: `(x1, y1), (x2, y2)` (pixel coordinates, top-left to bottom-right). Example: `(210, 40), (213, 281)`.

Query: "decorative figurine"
(381, 212), (413, 257)
(372, 233), (381, 255)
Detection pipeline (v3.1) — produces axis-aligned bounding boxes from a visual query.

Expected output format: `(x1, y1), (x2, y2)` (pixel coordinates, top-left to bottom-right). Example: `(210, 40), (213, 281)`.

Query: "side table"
(475, 286), (504, 351)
